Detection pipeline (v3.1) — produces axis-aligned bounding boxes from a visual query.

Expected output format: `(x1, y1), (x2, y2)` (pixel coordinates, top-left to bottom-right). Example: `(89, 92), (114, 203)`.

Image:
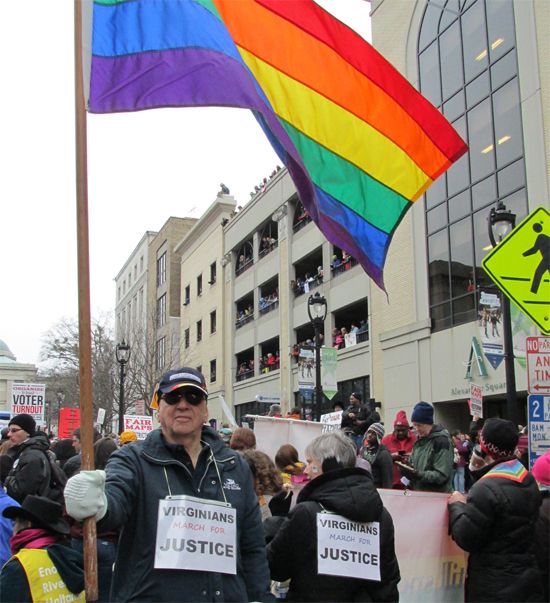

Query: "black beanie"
(480, 418), (518, 459)
(8, 414), (36, 437)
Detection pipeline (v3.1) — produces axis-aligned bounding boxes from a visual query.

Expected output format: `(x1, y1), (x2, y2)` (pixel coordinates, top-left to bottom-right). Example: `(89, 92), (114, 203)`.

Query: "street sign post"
(526, 336), (550, 394)
(527, 394), (550, 469)
(482, 206), (550, 334)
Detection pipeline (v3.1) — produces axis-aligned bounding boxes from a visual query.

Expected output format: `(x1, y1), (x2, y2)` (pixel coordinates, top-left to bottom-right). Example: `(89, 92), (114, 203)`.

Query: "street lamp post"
(116, 340), (131, 435)
(307, 292), (328, 421)
(56, 391), (65, 435)
(487, 201), (518, 425)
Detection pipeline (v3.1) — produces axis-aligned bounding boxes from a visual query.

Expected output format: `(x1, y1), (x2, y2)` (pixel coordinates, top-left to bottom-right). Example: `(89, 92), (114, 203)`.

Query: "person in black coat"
(4, 415), (51, 504)
(267, 430), (400, 602)
(359, 422), (393, 489)
(448, 418), (543, 602)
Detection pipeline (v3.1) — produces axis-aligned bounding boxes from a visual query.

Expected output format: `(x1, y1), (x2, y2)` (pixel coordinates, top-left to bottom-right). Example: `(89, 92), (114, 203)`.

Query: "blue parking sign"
(528, 395), (550, 469)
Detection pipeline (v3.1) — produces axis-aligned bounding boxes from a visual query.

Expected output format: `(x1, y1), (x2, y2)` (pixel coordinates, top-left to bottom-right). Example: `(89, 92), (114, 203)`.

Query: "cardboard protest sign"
(10, 383), (46, 422)
(317, 514), (380, 580)
(59, 408), (80, 438)
(155, 496), (236, 574)
(124, 415), (154, 439)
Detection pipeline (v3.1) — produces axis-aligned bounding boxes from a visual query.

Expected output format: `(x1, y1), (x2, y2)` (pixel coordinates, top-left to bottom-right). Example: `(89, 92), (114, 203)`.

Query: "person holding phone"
(381, 411), (417, 489)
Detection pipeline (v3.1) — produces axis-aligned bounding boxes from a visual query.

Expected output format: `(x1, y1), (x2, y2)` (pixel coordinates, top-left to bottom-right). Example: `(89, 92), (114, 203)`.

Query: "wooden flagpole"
(74, 0), (98, 599)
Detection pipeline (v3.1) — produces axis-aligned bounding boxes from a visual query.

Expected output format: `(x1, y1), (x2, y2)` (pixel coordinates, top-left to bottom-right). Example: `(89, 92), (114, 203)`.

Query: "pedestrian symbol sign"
(482, 206), (549, 334)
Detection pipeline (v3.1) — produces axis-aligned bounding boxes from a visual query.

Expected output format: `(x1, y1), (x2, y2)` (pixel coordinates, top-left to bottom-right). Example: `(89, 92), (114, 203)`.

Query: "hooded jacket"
(408, 424), (453, 492)
(0, 543), (84, 602)
(267, 467), (400, 602)
(97, 426), (271, 602)
(448, 457), (543, 602)
(4, 433), (51, 503)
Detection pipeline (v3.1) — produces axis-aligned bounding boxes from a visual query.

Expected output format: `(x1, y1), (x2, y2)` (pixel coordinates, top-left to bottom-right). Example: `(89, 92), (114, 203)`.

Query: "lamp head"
(116, 340), (131, 364)
(307, 292), (327, 322)
(488, 201), (516, 247)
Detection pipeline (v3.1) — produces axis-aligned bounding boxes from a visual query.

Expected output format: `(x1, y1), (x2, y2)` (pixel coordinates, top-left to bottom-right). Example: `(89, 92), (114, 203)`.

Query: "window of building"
(235, 347), (254, 382)
(418, 0), (528, 332)
(209, 262), (217, 285)
(292, 199), (312, 233)
(157, 252), (166, 287)
(184, 285), (190, 306)
(128, 272), (132, 288)
(210, 359), (217, 383)
(139, 288), (144, 317)
(259, 277), (279, 315)
(134, 265), (137, 281)
(210, 310), (217, 334)
(196, 365), (202, 375)
(140, 256), (144, 272)
(157, 294), (166, 328)
(259, 220), (278, 258)
(184, 328), (190, 349)
(196, 320), (202, 342)
(123, 280), (126, 295)
(197, 274), (203, 296)
(156, 337), (166, 370)
(235, 292), (254, 329)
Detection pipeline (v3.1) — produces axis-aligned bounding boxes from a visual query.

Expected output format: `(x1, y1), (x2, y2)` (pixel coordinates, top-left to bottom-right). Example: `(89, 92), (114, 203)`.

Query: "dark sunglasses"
(161, 389), (205, 406)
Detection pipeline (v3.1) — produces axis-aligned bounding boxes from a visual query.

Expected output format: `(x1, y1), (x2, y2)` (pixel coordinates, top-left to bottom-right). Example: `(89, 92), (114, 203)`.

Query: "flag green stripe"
(282, 122), (410, 234)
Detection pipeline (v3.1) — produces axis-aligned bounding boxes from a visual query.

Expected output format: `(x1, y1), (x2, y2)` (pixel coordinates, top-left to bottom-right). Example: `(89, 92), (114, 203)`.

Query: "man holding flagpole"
(64, 367), (272, 602)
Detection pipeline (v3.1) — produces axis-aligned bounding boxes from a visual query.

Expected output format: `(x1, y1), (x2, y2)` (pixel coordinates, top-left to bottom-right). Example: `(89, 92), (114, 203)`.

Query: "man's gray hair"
(305, 431), (356, 469)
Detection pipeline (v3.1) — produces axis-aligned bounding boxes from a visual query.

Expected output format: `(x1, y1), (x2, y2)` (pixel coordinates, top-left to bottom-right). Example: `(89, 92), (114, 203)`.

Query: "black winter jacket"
(97, 426), (272, 602)
(4, 433), (51, 503)
(267, 467), (400, 602)
(448, 457), (543, 602)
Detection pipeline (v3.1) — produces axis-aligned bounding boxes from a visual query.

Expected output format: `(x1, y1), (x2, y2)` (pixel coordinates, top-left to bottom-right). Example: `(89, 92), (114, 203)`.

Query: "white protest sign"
(155, 496), (236, 574)
(124, 415), (154, 439)
(320, 411), (343, 433)
(469, 383), (483, 418)
(10, 383), (46, 421)
(96, 408), (106, 426)
(317, 513), (380, 581)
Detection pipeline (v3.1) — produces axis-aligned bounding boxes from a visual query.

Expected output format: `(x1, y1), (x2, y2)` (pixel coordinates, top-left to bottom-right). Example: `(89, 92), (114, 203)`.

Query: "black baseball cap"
(158, 367), (208, 399)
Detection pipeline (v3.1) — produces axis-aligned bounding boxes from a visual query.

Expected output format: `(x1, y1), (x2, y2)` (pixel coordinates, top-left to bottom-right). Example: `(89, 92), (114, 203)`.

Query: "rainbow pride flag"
(88, 0), (467, 289)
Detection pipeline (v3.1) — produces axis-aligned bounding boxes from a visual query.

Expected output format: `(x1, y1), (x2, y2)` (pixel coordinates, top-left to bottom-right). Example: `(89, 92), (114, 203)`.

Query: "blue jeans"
(453, 466), (465, 493)
(72, 537), (117, 602)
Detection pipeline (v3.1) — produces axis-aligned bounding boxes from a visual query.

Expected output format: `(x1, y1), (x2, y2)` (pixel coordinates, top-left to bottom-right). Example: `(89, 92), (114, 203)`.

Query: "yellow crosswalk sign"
(483, 206), (550, 334)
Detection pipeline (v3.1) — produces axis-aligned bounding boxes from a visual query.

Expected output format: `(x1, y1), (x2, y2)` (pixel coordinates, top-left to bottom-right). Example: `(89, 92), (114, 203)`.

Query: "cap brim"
(159, 382), (208, 398)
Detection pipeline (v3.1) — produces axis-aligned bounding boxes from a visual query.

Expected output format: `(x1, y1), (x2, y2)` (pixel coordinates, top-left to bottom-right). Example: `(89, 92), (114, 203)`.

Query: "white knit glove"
(64, 470), (108, 521)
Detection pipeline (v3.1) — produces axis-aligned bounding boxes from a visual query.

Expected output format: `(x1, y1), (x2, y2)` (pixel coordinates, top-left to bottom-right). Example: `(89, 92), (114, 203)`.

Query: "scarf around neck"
(10, 528), (60, 555)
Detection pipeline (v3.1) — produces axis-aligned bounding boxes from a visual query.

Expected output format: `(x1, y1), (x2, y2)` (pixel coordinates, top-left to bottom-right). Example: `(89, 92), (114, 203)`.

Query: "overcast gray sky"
(0, 0), (371, 366)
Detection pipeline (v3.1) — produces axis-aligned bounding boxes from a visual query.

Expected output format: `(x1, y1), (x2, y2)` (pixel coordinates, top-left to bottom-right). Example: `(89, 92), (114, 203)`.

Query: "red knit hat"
(394, 410), (410, 428)
(532, 451), (550, 486)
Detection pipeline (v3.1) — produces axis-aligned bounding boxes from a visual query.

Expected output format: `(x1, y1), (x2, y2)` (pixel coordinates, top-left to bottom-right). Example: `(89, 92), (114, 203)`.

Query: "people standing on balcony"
(332, 328), (343, 350)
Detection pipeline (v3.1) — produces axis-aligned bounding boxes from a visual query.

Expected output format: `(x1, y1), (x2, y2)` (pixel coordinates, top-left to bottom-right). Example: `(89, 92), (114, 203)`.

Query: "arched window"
(418, 0), (528, 331)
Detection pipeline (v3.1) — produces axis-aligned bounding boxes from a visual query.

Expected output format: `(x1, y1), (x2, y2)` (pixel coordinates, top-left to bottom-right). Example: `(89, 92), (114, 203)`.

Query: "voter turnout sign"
(10, 383), (46, 422)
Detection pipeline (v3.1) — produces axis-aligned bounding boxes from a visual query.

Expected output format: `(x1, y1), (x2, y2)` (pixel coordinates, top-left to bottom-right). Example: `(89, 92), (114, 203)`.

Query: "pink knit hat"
(532, 451), (550, 486)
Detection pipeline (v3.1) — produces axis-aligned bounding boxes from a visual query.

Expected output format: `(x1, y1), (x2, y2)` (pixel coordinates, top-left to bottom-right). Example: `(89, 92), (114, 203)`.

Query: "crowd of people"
(0, 416), (140, 601)
(291, 267), (324, 296)
(0, 368), (548, 602)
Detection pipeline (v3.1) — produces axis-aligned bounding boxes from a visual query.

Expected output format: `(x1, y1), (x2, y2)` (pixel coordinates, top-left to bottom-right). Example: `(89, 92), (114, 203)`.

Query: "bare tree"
(39, 314), (117, 433)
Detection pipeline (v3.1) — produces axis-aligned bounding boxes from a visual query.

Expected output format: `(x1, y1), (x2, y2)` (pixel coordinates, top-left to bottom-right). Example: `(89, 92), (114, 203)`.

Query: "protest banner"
(321, 347), (337, 399)
(155, 496), (236, 574)
(380, 490), (466, 602)
(320, 411), (343, 433)
(250, 415), (323, 461)
(10, 383), (46, 422)
(59, 407), (81, 438)
(124, 414), (154, 439)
